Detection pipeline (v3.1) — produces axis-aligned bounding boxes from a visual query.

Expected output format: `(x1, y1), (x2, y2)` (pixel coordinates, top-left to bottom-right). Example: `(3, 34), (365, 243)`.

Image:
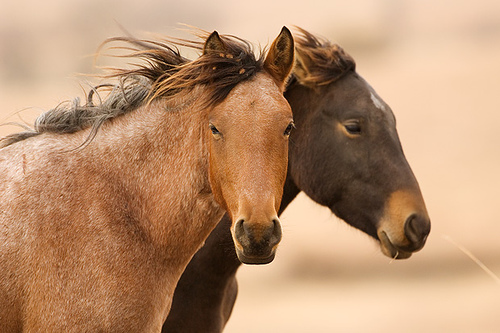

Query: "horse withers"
(0, 28), (294, 332)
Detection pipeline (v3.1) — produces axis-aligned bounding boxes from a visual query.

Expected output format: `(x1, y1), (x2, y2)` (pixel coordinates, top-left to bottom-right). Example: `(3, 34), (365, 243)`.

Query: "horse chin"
(377, 230), (413, 260)
(235, 250), (276, 265)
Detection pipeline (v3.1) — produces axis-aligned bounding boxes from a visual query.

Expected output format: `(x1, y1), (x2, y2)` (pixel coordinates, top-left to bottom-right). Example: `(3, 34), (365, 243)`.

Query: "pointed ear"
(203, 31), (227, 55)
(264, 26), (295, 90)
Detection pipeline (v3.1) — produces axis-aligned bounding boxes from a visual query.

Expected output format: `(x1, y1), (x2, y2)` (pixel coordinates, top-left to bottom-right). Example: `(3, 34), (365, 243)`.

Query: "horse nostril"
(234, 218), (246, 239)
(271, 218), (282, 245)
(404, 214), (431, 247)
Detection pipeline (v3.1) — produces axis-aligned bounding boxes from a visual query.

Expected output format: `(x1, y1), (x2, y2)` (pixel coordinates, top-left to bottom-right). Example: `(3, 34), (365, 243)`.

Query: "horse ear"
(203, 31), (227, 55)
(264, 26), (295, 90)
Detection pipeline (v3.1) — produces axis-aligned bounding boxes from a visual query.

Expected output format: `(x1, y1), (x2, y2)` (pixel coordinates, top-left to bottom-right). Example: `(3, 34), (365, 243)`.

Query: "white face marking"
(370, 92), (386, 111)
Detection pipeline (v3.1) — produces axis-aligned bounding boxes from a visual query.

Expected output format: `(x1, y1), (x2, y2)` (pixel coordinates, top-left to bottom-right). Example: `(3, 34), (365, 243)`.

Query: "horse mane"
(290, 27), (356, 88)
(0, 30), (264, 148)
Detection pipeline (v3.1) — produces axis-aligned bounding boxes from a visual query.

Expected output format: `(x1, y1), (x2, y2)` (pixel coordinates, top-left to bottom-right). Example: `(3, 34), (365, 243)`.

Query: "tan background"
(1, 0), (499, 332)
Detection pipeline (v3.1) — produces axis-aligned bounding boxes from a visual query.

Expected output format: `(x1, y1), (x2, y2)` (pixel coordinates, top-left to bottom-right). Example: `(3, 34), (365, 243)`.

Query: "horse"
(162, 28), (431, 332)
(0, 27), (295, 332)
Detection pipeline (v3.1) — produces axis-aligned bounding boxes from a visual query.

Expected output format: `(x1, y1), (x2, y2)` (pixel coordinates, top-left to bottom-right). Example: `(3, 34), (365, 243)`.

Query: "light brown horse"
(0, 28), (294, 332)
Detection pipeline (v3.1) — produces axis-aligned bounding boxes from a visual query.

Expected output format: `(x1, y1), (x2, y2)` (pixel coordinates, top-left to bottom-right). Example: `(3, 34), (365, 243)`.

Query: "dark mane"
(0, 30), (264, 148)
(291, 27), (356, 87)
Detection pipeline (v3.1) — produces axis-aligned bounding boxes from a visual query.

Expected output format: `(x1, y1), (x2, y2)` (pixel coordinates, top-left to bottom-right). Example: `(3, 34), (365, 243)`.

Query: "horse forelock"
(291, 27), (356, 88)
(149, 33), (264, 107)
(0, 30), (264, 148)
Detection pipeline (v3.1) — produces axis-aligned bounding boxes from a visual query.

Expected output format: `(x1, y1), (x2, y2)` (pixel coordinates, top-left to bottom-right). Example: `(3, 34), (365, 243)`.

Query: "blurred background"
(1, 0), (499, 331)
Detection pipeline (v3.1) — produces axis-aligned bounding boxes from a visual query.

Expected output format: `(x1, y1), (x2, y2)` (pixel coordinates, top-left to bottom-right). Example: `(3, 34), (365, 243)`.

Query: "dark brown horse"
(0, 28), (294, 332)
(162, 28), (431, 332)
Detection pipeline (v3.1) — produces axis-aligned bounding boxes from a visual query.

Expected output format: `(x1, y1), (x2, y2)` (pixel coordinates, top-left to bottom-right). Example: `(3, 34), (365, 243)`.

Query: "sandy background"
(1, 0), (500, 332)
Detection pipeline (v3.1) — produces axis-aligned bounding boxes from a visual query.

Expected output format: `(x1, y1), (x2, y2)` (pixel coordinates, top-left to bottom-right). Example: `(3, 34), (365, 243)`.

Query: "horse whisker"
(443, 234), (500, 286)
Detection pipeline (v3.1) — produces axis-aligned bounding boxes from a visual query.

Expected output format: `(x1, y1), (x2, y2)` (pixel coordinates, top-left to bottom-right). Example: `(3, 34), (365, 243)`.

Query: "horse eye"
(344, 122), (361, 135)
(209, 124), (220, 135)
(284, 122), (295, 136)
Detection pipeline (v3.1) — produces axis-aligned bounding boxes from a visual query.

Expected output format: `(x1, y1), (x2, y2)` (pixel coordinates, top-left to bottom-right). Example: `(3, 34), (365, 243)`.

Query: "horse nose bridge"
(382, 188), (429, 225)
(235, 184), (281, 214)
(235, 133), (288, 183)
(230, 161), (285, 207)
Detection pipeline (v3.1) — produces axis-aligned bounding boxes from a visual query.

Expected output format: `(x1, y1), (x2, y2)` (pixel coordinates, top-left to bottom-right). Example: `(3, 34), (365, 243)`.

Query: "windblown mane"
(291, 27), (356, 87)
(0, 30), (264, 148)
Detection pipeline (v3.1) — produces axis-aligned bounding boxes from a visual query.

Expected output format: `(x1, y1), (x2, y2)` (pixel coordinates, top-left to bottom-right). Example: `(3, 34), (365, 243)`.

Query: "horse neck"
(89, 94), (225, 260)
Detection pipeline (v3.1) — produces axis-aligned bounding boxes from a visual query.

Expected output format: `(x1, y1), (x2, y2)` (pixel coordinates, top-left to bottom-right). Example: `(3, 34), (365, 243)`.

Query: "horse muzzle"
(378, 212), (431, 260)
(232, 217), (282, 265)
